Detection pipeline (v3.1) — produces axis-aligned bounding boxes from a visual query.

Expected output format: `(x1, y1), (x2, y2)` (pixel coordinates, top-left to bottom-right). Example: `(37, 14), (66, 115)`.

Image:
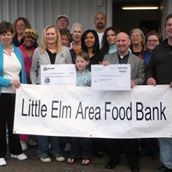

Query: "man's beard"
(96, 22), (105, 29)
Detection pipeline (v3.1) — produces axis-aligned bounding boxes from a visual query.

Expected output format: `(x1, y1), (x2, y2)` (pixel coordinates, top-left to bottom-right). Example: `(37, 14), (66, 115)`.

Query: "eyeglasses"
(147, 39), (159, 42)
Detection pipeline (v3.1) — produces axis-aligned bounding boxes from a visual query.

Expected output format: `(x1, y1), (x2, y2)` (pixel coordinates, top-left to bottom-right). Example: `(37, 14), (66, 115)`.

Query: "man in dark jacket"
(146, 13), (172, 172)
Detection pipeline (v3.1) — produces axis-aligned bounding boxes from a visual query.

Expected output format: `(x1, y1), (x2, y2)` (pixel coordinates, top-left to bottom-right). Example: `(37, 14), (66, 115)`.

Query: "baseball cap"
(56, 15), (69, 22)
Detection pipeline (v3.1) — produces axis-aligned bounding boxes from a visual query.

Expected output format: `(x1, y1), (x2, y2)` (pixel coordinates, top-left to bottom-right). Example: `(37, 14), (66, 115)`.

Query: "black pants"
(0, 93), (23, 158)
(106, 139), (140, 169)
(70, 137), (92, 159)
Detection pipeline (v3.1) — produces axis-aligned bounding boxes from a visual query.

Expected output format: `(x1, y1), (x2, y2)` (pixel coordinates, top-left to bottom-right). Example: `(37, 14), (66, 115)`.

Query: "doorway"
(112, 0), (162, 34)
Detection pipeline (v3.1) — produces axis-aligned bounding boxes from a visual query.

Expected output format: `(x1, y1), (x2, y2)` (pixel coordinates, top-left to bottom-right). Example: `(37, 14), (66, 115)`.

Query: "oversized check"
(40, 64), (76, 86)
(91, 64), (131, 90)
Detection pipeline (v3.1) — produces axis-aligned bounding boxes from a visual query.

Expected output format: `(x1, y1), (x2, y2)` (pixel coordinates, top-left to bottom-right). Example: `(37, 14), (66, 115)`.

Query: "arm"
(64, 47), (72, 64)
(132, 59), (145, 86)
(30, 48), (39, 84)
(14, 46), (27, 84)
(0, 77), (11, 87)
(0, 77), (21, 88)
(146, 50), (156, 85)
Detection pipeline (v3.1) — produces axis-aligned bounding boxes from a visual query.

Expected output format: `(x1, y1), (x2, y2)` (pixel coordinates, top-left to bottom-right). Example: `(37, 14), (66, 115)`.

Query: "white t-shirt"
(1, 49), (21, 93)
(97, 32), (104, 48)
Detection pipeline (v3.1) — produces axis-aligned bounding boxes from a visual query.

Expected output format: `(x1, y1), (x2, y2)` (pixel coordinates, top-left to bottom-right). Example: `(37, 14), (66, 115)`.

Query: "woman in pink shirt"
(19, 28), (38, 150)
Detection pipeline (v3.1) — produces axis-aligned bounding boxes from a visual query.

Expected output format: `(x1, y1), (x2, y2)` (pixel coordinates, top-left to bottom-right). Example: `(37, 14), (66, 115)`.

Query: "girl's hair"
(0, 21), (14, 34)
(81, 29), (100, 54)
(40, 25), (62, 54)
(101, 26), (119, 54)
(76, 51), (90, 61)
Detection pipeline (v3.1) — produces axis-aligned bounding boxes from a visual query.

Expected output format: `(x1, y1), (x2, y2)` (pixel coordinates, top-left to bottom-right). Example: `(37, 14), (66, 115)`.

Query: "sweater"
(0, 44), (27, 94)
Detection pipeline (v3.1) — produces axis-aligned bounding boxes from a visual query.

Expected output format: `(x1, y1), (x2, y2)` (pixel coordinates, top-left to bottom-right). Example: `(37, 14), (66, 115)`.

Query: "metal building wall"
(0, 0), (112, 35)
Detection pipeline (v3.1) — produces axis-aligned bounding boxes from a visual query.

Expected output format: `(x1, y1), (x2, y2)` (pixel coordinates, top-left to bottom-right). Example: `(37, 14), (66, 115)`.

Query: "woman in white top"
(0, 21), (27, 166)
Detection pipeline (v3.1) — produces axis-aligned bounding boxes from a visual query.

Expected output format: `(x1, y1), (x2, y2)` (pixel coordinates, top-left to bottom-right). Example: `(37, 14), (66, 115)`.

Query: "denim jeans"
(37, 136), (60, 158)
(159, 138), (172, 169)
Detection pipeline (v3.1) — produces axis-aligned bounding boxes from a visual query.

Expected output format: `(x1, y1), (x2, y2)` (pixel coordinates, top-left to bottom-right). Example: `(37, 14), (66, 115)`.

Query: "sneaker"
(40, 156), (51, 162)
(20, 141), (28, 151)
(11, 153), (27, 160)
(56, 156), (65, 162)
(0, 158), (7, 166)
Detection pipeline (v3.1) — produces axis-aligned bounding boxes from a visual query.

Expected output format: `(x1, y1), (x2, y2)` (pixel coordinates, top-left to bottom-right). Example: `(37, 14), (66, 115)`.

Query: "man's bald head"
(115, 32), (131, 56)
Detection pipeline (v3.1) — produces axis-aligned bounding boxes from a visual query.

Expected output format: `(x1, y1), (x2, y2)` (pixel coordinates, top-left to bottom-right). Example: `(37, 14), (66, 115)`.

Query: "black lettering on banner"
(21, 98), (27, 116)
(75, 102), (84, 119)
(136, 102), (167, 121)
(105, 102), (111, 120)
(51, 101), (59, 118)
(136, 102), (144, 120)
(41, 105), (47, 117)
(75, 102), (101, 120)
(21, 98), (47, 117)
(51, 100), (72, 119)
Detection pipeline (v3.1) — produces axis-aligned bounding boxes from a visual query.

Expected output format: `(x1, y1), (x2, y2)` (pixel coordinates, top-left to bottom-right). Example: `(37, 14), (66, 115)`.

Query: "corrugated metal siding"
(0, 0), (112, 35)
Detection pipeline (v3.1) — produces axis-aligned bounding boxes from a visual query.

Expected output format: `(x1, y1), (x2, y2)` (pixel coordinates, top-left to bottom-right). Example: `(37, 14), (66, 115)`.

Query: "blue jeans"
(159, 138), (172, 169)
(37, 136), (60, 158)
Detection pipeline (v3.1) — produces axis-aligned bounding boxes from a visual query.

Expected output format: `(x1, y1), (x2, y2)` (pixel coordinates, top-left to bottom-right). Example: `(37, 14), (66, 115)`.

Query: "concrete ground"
(0, 147), (161, 172)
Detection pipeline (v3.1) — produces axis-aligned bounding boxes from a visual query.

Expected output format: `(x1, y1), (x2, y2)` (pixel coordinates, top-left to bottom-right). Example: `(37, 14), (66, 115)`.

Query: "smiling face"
(166, 17), (172, 39)
(15, 19), (26, 35)
(84, 32), (96, 48)
(75, 56), (89, 72)
(147, 35), (159, 51)
(23, 34), (36, 48)
(0, 31), (13, 47)
(61, 34), (69, 47)
(106, 29), (116, 45)
(46, 27), (58, 45)
(130, 31), (143, 46)
(116, 32), (130, 55)
(72, 25), (83, 42)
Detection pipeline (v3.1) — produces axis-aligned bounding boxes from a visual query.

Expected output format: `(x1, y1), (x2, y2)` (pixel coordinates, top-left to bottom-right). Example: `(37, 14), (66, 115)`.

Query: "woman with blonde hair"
(30, 25), (72, 162)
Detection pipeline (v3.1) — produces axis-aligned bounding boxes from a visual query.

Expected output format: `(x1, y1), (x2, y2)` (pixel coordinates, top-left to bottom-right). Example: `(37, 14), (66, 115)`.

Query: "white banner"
(14, 84), (172, 138)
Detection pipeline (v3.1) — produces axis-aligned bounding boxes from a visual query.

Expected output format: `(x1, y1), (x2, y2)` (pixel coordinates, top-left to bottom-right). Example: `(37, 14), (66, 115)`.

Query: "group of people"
(0, 11), (172, 172)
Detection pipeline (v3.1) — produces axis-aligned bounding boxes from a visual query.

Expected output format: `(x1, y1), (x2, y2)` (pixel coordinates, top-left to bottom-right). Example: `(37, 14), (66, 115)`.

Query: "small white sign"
(40, 64), (76, 86)
(91, 64), (131, 90)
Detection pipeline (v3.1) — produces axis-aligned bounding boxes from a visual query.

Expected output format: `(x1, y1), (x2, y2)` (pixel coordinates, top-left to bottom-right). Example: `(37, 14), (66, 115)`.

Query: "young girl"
(67, 52), (92, 165)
